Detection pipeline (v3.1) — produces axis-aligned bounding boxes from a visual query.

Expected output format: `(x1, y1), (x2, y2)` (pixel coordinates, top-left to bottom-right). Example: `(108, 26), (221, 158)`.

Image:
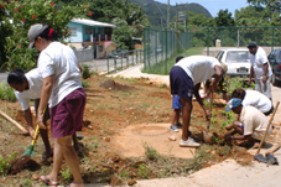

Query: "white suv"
(216, 48), (251, 78)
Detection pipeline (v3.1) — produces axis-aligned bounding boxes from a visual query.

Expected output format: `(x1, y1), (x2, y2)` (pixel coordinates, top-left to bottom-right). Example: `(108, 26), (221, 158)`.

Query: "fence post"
(107, 58), (109, 73)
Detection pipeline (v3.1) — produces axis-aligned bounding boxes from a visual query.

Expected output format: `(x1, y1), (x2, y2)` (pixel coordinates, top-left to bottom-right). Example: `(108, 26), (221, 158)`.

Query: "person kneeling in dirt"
(169, 55), (227, 147)
(224, 98), (271, 147)
(7, 69), (83, 163)
(231, 88), (273, 116)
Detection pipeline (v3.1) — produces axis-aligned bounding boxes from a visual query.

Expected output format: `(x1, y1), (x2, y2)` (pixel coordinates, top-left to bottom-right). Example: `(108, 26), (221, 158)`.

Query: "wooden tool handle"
(0, 109), (28, 134)
(256, 101), (280, 155)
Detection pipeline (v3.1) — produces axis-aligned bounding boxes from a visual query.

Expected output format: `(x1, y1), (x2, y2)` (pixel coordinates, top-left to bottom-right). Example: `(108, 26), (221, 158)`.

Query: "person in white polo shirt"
(169, 55), (227, 147)
(248, 42), (272, 100)
(7, 68), (52, 163)
(231, 88), (273, 116)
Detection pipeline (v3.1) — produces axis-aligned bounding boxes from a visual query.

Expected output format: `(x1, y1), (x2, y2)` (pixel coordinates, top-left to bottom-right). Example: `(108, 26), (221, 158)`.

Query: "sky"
(154, 0), (250, 17)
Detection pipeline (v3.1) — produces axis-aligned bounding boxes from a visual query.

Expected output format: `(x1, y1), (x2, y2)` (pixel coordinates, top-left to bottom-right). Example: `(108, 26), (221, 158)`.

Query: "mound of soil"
(100, 79), (133, 91)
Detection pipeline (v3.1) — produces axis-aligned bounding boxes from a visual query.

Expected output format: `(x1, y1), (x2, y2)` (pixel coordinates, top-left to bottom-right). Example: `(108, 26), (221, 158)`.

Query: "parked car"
(268, 48), (281, 86)
(216, 48), (251, 78)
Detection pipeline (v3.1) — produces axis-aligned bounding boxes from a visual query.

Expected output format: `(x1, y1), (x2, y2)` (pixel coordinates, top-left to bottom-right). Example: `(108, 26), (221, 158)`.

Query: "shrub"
(0, 82), (16, 102)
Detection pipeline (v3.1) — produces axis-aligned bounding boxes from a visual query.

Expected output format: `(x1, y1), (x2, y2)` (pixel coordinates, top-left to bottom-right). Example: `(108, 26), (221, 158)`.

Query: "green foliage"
(130, 0), (212, 27)
(82, 64), (92, 79)
(137, 163), (150, 179)
(0, 153), (16, 175)
(144, 144), (160, 161)
(0, 82), (16, 102)
(87, 0), (148, 49)
(0, 4), (12, 70)
(221, 110), (235, 129)
(82, 81), (90, 88)
(4, 0), (86, 71)
(215, 10), (235, 27)
(186, 145), (213, 171)
(20, 179), (33, 187)
(60, 168), (72, 183)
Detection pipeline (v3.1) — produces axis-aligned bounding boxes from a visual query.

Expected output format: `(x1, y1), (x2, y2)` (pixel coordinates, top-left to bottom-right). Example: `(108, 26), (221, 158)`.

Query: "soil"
(0, 75), (252, 186)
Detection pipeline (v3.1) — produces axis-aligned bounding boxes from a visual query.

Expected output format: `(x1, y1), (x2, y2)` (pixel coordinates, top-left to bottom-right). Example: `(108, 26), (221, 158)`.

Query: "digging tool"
(23, 123), (40, 156)
(256, 101), (280, 155)
(9, 124), (41, 174)
(0, 109), (28, 134)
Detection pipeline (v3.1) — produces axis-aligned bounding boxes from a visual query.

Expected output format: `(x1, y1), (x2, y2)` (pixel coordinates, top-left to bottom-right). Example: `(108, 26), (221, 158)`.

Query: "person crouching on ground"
(7, 68), (53, 164)
(224, 98), (271, 147)
(28, 23), (86, 187)
(169, 55), (227, 147)
(231, 88), (273, 116)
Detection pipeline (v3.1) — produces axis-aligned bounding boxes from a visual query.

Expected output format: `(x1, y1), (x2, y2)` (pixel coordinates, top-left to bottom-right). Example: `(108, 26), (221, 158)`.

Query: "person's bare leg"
(181, 99), (193, 140)
(175, 109), (181, 124)
(40, 129), (52, 154)
(59, 135), (83, 186)
(43, 139), (63, 182)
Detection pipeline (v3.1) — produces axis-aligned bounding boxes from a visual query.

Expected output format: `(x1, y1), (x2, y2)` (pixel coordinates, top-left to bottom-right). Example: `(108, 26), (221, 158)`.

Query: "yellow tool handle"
(31, 124), (40, 146)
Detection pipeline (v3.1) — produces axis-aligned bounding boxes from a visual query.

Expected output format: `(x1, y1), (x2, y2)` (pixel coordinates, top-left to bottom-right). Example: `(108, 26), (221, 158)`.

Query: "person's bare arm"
(24, 108), (33, 127)
(194, 83), (210, 121)
(37, 75), (54, 129)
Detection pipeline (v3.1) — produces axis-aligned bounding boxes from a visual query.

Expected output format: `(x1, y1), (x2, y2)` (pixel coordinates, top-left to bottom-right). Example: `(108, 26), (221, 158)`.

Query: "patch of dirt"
(0, 75), (253, 186)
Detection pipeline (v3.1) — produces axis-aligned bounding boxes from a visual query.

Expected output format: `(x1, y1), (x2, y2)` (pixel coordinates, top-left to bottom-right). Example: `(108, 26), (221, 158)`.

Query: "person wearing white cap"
(27, 23), (85, 187)
(248, 42), (272, 100)
(169, 55), (227, 147)
(224, 98), (271, 144)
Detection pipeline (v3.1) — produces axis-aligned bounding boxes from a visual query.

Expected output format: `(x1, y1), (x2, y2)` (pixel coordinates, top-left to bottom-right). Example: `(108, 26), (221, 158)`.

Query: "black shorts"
(169, 66), (194, 101)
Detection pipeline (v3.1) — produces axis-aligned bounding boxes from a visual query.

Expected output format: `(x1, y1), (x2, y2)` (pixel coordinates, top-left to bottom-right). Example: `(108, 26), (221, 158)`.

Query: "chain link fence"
(190, 26), (281, 56)
(143, 27), (190, 73)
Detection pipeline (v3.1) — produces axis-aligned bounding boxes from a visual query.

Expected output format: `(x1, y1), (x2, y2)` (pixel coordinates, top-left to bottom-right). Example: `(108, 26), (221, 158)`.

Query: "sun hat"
(226, 98), (242, 112)
(28, 23), (48, 48)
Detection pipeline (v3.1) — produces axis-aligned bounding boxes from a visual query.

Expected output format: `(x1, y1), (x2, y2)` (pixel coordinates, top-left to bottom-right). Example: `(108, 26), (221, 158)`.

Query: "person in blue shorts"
(170, 94), (182, 131)
(170, 56), (184, 131)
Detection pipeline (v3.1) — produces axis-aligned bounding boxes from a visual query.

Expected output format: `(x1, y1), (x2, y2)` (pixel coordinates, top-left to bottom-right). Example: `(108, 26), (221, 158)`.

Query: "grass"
(0, 153), (17, 175)
(0, 82), (16, 102)
(144, 144), (160, 161)
(142, 47), (204, 75)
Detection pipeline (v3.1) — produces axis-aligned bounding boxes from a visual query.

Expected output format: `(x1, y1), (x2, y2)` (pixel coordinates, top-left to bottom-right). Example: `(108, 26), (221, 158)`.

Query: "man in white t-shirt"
(248, 42), (272, 99)
(169, 55), (227, 147)
(224, 98), (271, 145)
(7, 68), (52, 163)
(231, 88), (273, 115)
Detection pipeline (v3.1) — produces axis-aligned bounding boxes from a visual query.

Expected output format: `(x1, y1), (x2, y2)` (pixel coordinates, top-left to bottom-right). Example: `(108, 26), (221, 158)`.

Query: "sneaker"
(179, 137), (200, 147)
(170, 124), (179, 132)
(176, 123), (182, 129)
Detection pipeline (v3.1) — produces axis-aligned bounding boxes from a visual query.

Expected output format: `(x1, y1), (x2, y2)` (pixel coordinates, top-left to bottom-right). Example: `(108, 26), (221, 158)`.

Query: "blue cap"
(226, 98), (242, 112)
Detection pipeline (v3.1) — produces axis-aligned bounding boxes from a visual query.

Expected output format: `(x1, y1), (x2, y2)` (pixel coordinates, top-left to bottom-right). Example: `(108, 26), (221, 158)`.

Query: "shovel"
(254, 101), (280, 163)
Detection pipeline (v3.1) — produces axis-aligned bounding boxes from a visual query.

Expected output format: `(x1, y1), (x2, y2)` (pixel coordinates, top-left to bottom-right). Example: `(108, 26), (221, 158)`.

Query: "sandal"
(40, 175), (58, 186)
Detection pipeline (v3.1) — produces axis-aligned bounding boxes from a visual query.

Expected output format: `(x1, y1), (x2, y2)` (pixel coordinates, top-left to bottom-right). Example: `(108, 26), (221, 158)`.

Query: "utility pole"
(167, 0), (170, 28)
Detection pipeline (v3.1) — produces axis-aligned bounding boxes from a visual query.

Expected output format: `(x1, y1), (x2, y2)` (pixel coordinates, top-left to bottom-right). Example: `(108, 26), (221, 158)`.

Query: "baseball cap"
(28, 23), (48, 48)
(247, 42), (257, 49)
(226, 98), (242, 112)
